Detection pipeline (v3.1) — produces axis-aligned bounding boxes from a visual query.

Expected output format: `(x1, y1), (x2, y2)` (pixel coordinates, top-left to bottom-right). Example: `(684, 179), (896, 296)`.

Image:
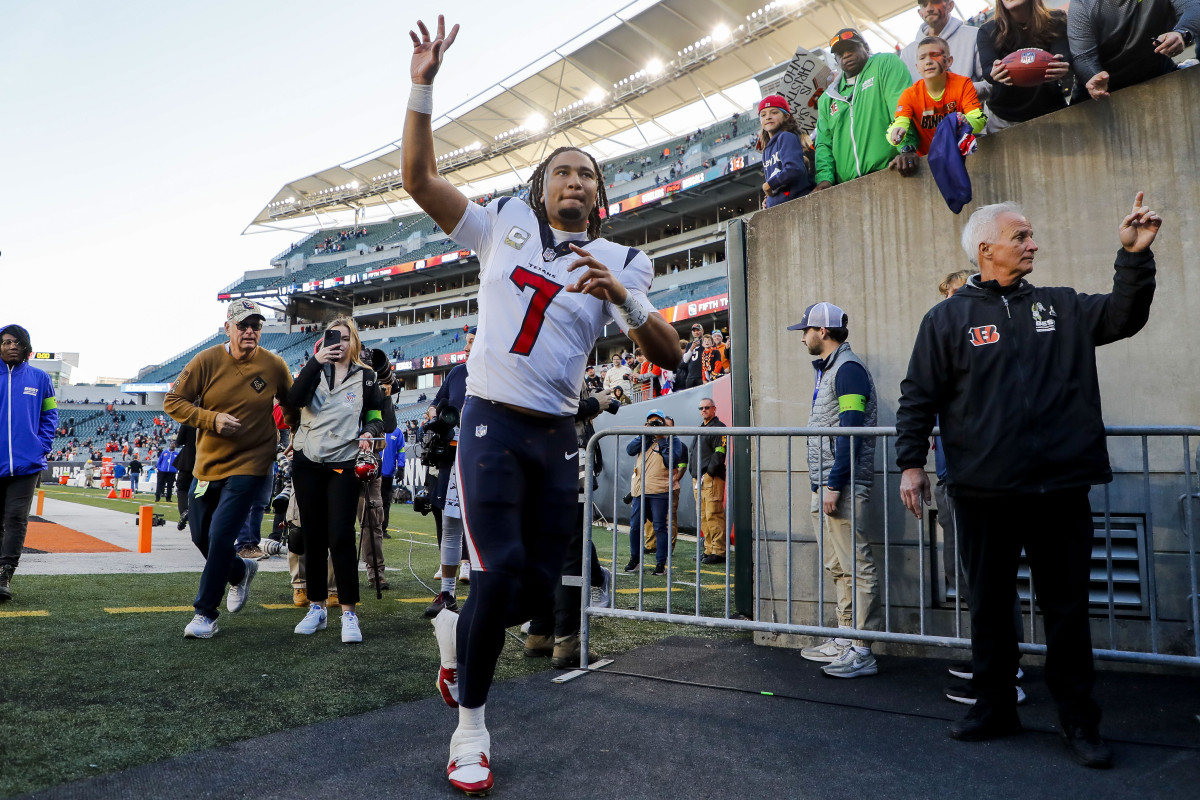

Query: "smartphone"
(322, 329), (342, 349)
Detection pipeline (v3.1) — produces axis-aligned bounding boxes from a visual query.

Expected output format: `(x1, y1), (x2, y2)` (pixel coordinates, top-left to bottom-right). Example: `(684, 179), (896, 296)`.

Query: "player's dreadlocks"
(528, 147), (608, 240)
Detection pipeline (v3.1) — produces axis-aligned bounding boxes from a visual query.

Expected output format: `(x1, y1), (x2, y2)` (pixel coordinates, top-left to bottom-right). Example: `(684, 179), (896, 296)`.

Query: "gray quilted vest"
(806, 342), (877, 489)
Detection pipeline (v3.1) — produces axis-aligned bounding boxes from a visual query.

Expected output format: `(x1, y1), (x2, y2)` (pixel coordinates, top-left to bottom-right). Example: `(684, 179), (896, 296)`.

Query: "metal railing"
(580, 425), (1200, 669)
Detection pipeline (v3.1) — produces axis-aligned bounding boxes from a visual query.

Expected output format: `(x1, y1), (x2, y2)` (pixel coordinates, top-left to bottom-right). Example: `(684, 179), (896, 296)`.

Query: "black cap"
(829, 28), (867, 54)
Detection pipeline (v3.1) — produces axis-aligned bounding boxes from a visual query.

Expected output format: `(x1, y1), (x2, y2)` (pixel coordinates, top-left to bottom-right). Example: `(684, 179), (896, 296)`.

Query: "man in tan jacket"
(165, 300), (296, 639)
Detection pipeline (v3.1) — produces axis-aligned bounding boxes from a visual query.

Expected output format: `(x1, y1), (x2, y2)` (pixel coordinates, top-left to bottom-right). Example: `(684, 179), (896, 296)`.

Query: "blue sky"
(0, 0), (963, 382)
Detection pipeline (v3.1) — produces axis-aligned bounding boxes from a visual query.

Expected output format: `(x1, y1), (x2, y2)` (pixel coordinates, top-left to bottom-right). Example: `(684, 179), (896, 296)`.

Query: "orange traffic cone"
(107, 489), (119, 499)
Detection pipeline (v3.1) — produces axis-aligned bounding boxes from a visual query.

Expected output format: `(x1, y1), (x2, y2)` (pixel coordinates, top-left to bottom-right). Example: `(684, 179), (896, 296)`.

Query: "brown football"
(999, 48), (1057, 88)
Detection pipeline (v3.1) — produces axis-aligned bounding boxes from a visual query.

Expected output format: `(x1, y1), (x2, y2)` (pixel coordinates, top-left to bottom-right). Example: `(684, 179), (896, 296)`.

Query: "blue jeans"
(188, 474), (273, 619)
(629, 493), (669, 567)
(130, 474), (139, 492)
(235, 463), (275, 550)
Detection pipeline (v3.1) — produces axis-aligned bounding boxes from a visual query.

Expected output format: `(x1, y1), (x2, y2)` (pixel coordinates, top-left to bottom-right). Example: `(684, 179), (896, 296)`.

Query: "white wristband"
(408, 83), (434, 115)
(617, 294), (649, 329)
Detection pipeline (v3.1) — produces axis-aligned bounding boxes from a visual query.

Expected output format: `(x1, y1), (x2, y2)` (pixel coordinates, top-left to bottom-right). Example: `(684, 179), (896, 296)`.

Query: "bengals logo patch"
(968, 325), (1000, 347)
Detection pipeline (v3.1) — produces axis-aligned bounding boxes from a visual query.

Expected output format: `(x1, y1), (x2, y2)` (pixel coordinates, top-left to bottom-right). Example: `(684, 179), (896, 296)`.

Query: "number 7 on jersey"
(508, 266), (564, 356)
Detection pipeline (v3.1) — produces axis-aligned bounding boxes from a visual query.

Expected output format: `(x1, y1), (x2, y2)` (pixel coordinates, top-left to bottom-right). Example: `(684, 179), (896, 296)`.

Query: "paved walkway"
(23, 636), (1200, 800)
(18, 497), (290, 576)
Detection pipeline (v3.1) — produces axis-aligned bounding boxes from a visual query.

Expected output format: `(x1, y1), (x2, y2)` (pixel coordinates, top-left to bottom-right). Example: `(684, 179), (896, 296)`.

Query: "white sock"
(441, 573), (456, 594)
(458, 704), (485, 731)
(441, 515), (464, 573)
(852, 645), (870, 655)
(434, 609), (458, 669)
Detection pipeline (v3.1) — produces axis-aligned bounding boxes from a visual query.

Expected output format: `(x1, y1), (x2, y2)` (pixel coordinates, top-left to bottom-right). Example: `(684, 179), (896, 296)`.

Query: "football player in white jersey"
(403, 15), (681, 796)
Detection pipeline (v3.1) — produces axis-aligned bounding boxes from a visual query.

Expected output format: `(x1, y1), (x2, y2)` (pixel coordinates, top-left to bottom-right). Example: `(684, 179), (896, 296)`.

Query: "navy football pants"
(455, 398), (577, 708)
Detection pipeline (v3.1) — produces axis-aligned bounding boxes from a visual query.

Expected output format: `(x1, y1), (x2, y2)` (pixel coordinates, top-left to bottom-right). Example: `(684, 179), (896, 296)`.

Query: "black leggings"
(292, 458), (361, 606)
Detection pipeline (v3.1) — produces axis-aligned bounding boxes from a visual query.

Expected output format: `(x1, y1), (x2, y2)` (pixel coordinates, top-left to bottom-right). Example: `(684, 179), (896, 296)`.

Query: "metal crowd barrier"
(580, 425), (1200, 669)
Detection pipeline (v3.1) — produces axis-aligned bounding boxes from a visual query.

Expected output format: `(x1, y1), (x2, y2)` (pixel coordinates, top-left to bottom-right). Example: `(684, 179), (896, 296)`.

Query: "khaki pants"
(809, 489), (882, 646)
(357, 475), (386, 584)
(288, 548), (336, 594)
(644, 486), (679, 551)
(699, 475), (726, 556)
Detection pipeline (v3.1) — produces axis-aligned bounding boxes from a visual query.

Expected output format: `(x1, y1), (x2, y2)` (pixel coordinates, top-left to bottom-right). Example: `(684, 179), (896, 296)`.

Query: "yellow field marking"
(397, 594), (468, 603)
(389, 528), (432, 537)
(0, 609), (49, 618)
(104, 606), (192, 614)
(260, 604), (299, 610)
(614, 583), (732, 595)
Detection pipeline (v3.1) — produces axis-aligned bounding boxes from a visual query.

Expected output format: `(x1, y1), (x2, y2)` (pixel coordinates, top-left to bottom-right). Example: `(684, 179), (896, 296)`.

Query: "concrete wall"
(743, 70), (1200, 655)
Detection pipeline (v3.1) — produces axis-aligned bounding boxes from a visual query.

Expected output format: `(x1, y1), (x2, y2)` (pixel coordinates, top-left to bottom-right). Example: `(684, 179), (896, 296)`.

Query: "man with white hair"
(895, 193), (1162, 768)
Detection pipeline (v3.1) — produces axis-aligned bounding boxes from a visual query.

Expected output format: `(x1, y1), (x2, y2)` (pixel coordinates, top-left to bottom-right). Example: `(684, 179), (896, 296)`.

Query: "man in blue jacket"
(381, 417), (405, 534)
(155, 444), (178, 503)
(626, 409), (688, 576)
(0, 324), (58, 602)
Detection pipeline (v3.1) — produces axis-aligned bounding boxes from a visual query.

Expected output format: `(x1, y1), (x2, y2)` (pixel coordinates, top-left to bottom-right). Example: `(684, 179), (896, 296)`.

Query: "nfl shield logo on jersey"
(542, 247), (556, 262)
(475, 424), (488, 438)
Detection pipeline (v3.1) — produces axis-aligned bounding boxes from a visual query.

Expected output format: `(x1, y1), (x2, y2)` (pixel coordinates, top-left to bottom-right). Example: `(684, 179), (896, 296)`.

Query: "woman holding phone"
(286, 317), (387, 642)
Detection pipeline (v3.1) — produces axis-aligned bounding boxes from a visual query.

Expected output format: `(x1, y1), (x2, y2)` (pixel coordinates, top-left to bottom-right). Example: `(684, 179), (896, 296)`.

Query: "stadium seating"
(646, 276), (728, 309)
(137, 331), (226, 384)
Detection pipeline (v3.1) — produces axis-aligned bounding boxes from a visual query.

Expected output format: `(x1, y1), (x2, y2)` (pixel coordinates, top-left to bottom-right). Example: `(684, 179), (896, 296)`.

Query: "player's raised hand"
(1119, 191), (1162, 253)
(409, 15), (459, 85)
(565, 243), (628, 304)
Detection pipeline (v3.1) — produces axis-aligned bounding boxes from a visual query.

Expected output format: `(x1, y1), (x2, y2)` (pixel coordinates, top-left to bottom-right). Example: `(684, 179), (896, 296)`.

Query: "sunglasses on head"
(830, 30), (858, 47)
(235, 320), (262, 331)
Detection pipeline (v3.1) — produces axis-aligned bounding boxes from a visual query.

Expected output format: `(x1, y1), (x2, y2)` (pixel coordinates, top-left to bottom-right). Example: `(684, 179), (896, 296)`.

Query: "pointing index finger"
(568, 242), (591, 258)
(1132, 191), (1144, 213)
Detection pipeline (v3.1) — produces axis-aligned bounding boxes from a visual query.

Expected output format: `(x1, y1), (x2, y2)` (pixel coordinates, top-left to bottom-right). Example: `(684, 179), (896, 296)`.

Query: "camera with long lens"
(420, 401), (460, 468)
(367, 348), (394, 384)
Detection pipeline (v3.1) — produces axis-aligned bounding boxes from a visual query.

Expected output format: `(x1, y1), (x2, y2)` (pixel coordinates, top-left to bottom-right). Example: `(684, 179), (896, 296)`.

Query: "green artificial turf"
(0, 493), (743, 796)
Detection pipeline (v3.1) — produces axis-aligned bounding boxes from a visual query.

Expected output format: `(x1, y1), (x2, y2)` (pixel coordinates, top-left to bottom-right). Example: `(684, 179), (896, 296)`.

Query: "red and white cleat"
(448, 727), (493, 796)
(437, 666), (460, 708)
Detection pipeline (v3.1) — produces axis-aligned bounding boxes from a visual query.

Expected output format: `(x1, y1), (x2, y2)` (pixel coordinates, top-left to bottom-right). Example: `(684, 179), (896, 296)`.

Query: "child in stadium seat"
(887, 36), (987, 157)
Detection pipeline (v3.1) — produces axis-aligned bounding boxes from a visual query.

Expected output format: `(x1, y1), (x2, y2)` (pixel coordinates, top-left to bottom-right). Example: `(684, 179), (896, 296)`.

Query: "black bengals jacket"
(895, 248), (1155, 497)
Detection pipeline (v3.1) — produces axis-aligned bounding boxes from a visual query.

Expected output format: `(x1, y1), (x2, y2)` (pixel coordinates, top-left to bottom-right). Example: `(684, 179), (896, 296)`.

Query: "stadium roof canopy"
(248, 0), (911, 233)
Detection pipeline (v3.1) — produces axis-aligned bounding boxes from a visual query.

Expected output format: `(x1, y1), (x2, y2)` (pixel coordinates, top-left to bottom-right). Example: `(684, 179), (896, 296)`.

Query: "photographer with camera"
(624, 409), (688, 576)
(358, 350), (398, 592)
(286, 318), (387, 643)
(423, 328), (474, 616)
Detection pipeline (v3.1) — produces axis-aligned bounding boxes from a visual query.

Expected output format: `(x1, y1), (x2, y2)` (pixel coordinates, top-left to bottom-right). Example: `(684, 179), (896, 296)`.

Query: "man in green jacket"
(814, 29), (919, 190)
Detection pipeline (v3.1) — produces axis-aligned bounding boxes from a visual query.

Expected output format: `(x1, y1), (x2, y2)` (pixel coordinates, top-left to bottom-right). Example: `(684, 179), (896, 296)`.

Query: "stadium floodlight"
(647, 59), (663, 76)
(713, 24), (730, 42)
(524, 114), (547, 132)
(586, 88), (605, 105)
(349, 180), (359, 189)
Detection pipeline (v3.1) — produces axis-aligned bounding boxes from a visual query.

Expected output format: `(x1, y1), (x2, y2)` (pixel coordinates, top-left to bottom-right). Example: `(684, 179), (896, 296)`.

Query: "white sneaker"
(459, 560), (471, 584)
(183, 614), (218, 639)
(295, 603), (327, 634)
(447, 725), (493, 796)
(822, 647), (879, 678)
(226, 558), (258, 613)
(341, 611), (362, 643)
(800, 638), (849, 663)
(519, 621), (531, 634)
(590, 566), (612, 608)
